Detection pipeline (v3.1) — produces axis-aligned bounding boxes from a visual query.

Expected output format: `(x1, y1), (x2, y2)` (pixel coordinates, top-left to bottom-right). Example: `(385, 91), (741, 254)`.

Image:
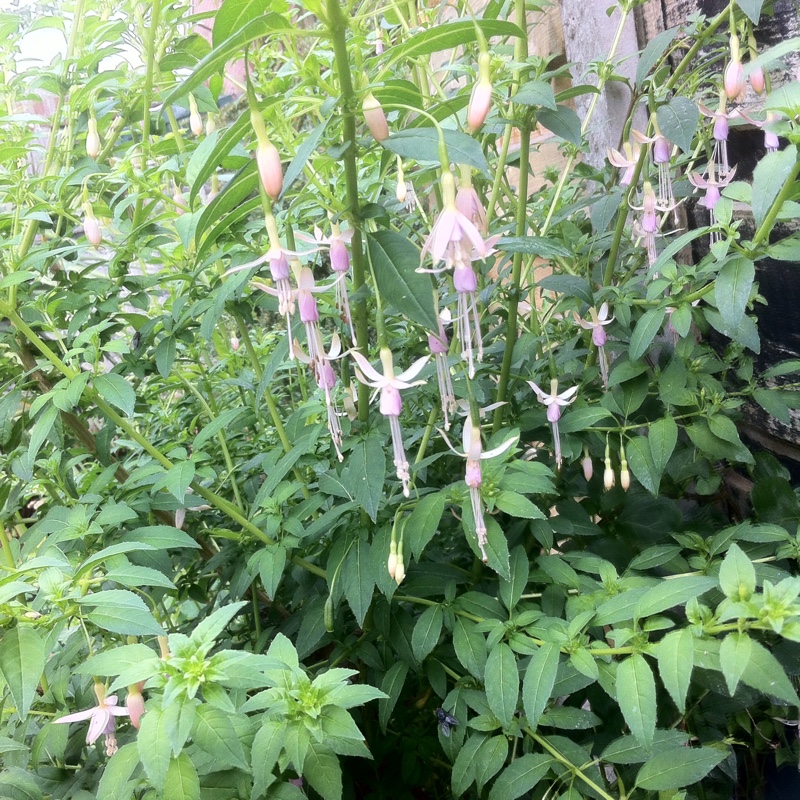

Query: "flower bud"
(387, 540), (398, 579)
(394, 554), (406, 585)
(257, 139), (283, 201)
(620, 462), (631, 491)
(324, 595), (335, 633)
(84, 213), (101, 247)
(86, 118), (101, 159)
(126, 683), (145, 729)
(467, 53), (492, 133)
(189, 95), (203, 136)
(724, 36), (745, 101)
(603, 457), (615, 490)
(582, 454), (593, 482)
(205, 114), (217, 135)
(363, 92), (389, 142)
(173, 187), (187, 215)
(174, 507), (186, 529)
(749, 65), (765, 95)
(231, 335), (240, 351)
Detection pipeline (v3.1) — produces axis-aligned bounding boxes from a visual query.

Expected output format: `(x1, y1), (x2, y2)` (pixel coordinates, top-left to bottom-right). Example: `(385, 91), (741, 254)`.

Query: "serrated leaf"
(78, 644), (159, 677)
(303, 741), (342, 800)
(346, 434), (386, 522)
(626, 436), (658, 495)
(538, 105), (582, 145)
(718, 543), (756, 601)
(488, 753), (553, 800)
(252, 718), (284, 798)
(382, 128), (490, 176)
(97, 742), (140, 800)
(474, 735), (508, 791)
(714, 257), (754, 330)
(94, 374), (135, 417)
(155, 336), (176, 378)
(163, 753), (200, 800)
(281, 116), (329, 198)
(629, 308), (667, 361)
(656, 96), (699, 155)
(138, 706), (171, 791)
(192, 705), (248, 769)
(387, 19), (523, 62)
(736, 0), (765, 24)
(512, 80), (556, 109)
(407, 492), (445, 560)
(494, 491), (545, 521)
(342, 537), (374, 627)
(752, 145), (797, 229)
(649, 417), (677, 477)
(78, 590), (164, 637)
(499, 546), (529, 612)
(453, 617), (488, 680)
(720, 633), (752, 696)
(635, 747), (727, 790)
(124, 525), (200, 550)
(485, 643), (518, 729)
(451, 734), (485, 797)
(657, 629), (693, 713)
(0, 625), (45, 719)
(366, 230), (437, 329)
(379, 661), (409, 733)
(193, 407), (245, 450)
(522, 642), (560, 731)
(635, 575), (717, 619)
(411, 605), (443, 662)
(636, 27), (679, 86)
(212, 0), (285, 47)
(740, 638), (800, 704)
(617, 654), (656, 750)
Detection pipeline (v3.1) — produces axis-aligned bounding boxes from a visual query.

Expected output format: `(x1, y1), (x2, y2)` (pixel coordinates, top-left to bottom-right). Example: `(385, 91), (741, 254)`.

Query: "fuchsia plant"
(54, 682), (129, 756)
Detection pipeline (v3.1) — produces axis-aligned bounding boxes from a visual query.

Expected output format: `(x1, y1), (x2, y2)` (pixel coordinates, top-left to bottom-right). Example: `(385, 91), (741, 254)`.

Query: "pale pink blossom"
(467, 53), (492, 132)
(737, 109), (781, 153)
(125, 683), (145, 729)
(350, 348), (429, 497)
(749, 64), (766, 95)
(688, 164), (736, 244)
(86, 118), (101, 159)
(607, 141), (640, 187)
(724, 37), (745, 101)
(528, 379), (578, 469)
(633, 129), (676, 209)
(456, 167), (488, 235)
(578, 303), (614, 388)
(699, 103), (736, 178)
(55, 682), (129, 756)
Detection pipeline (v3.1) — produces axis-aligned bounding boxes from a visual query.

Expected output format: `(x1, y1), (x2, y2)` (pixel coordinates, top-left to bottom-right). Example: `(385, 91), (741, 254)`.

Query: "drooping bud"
(173, 187), (188, 215)
(189, 94), (203, 136)
(394, 553), (405, 585)
(467, 53), (492, 133)
(387, 538), (398, 579)
(603, 458), (615, 490)
(324, 595), (335, 633)
(83, 201), (101, 247)
(724, 36), (745, 101)
(363, 92), (389, 142)
(256, 139), (283, 201)
(205, 114), (217, 135)
(86, 117), (101, 160)
(230, 335), (240, 351)
(174, 507), (186, 529)
(619, 442), (630, 490)
(126, 683), (145, 729)
(749, 64), (766, 95)
(582, 450), (593, 482)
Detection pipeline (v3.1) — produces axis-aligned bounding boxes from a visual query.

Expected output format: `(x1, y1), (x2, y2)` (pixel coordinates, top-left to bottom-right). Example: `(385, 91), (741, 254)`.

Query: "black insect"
(131, 331), (142, 350)
(435, 707), (459, 737)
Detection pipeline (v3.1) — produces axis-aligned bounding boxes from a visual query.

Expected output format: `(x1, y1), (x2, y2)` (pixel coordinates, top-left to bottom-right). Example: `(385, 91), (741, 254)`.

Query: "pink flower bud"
(467, 53), (492, 133)
(724, 59), (745, 101)
(86, 118), (101, 159)
(713, 113), (729, 142)
(749, 65), (765, 94)
(190, 110), (203, 136)
(84, 214), (101, 247)
(582, 455), (593, 482)
(363, 92), (389, 142)
(126, 684), (145, 729)
(230, 336), (240, 351)
(603, 459), (615, 490)
(330, 238), (350, 273)
(257, 140), (283, 201)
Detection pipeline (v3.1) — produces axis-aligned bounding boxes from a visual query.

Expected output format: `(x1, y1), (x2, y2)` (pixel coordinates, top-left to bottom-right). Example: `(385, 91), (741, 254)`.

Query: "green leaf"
(138, 706), (171, 791)
(453, 617), (488, 680)
(499, 237), (572, 259)
(714, 257), (754, 330)
(635, 747), (728, 790)
(494, 491), (545, 521)
(657, 629), (693, 713)
(0, 625), (45, 719)
(212, 0), (286, 47)
(196, 161), (259, 246)
(636, 27), (679, 87)
(736, 0), (765, 24)
(366, 230), (438, 329)
(511, 80), (556, 109)
(656, 96), (699, 154)
(411, 605), (444, 662)
(124, 525), (200, 550)
(407, 492), (446, 560)
(256, 544), (287, 600)
(485, 643), (519, 729)
(77, 590), (164, 637)
(303, 741), (342, 800)
(474, 736), (508, 791)
(488, 753), (553, 800)
(626, 436), (658, 496)
(379, 661), (409, 733)
(161, 13), (295, 106)
(635, 576), (717, 619)
(754, 387), (792, 425)
(752, 145), (797, 229)
(387, 20), (523, 62)
(163, 753), (200, 800)
(381, 128), (490, 176)
(537, 274), (594, 305)
(97, 743), (140, 800)
(629, 308), (667, 361)
(342, 537), (374, 627)
(557, 407), (614, 434)
(193, 601), (248, 647)
(616, 654), (656, 750)
(522, 642), (560, 732)
(499, 546), (529, 612)
(602, 730), (690, 765)
(740, 638), (800, 704)
(155, 336), (176, 378)
(192, 705), (248, 770)
(281, 116), (329, 198)
(252, 718), (284, 798)
(649, 417), (677, 478)
(451, 734), (485, 797)
(192, 408), (244, 450)
(537, 106), (582, 145)
(78, 644), (158, 677)
(719, 633), (752, 696)
(94, 374), (135, 417)
(346, 435), (385, 523)
(718, 543), (756, 601)
(158, 460), (195, 504)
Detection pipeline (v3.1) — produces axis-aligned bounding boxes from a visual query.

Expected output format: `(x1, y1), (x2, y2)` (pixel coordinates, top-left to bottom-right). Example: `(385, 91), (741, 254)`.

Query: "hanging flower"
(633, 129), (676, 210)
(749, 64), (766, 95)
(687, 164), (737, 244)
(528, 379), (578, 469)
(456, 165), (488, 235)
(699, 102), (736, 178)
(55, 681), (129, 756)
(440, 417), (516, 562)
(724, 36), (745, 101)
(467, 52), (493, 133)
(350, 348), (430, 497)
(125, 683), (146, 730)
(736, 109), (781, 153)
(189, 94), (203, 136)
(428, 312), (456, 430)
(607, 141), (640, 187)
(578, 302), (614, 388)
(86, 117), (101, 159)
(629, 181), (660, 266)
(363, 92), (389, 142)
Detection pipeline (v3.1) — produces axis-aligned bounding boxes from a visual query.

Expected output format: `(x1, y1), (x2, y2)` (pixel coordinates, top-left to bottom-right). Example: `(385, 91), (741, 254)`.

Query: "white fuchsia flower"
(350, 348), (430, 497)
(55, 682), (129, 756)
(633, 129), (676, 210)
(441, 417), (516, 562)
(428, 311), (456, 431)
(528, 379), (578, 469)
(699, 102), (736, 178)
(688, 164), (737, 244)
(630, 181), (660, 266)
(578, 303), (614, 388)
(607, 141), (641, 187)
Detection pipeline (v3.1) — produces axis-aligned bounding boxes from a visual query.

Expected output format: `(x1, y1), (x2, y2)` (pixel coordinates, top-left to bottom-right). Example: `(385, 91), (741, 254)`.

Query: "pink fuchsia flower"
(441, 417), (516, 562)
(297, 224), (357, 344)
(125, 683), (145, 729)
(528, 379), (578, 469)
(699, 102), (736, 178)
(629, 181), (660, 266)
(688, 164), (737, 244)
(736, 109), (781, 153)
(456, 165), (488, 235)
(607, 141), (640, 187)
(55, 681), (129, 756)
(295, 332), (346, 462)
(428, 311), (456, 431)
(633, 129), (676, 209)
(350, 348), (430, 497)
(578, 303), (614, 388)
(420, 169), (486, 269)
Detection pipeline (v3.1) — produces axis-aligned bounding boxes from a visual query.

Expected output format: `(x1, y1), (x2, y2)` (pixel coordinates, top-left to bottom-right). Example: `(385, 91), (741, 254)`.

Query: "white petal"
(395, 355), (431, 383)
(527, 381), (548, 402)
(481, 435), (517, 460)
(349, 350), (386, 384)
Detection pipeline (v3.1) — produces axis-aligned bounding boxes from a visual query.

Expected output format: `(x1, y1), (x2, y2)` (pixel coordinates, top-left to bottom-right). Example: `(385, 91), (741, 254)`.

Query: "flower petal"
(349, 350), (386, 384)
(54, 708), (97, 724)
(482, 435), (517, 460)
(395, 355), (431, 383)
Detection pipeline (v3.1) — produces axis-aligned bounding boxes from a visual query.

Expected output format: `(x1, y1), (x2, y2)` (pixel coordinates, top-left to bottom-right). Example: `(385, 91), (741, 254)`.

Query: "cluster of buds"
(387, 533), (405, 585)
(602, 440), (631, 491)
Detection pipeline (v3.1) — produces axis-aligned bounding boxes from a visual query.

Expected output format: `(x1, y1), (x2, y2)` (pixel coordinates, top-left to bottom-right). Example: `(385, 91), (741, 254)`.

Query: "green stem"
(0, 528), (15, 570)
(327, 0), (370, 423)
(415, 406), (438, 465)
